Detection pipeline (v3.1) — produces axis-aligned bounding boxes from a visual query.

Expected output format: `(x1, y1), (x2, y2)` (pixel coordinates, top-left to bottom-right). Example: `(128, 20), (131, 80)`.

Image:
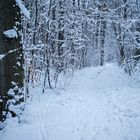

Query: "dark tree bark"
(0, 0), (24, 122)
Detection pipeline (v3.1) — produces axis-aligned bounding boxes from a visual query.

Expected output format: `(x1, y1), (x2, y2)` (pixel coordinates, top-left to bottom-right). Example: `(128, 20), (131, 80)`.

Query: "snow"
(3, 29), (18, 39)
(15, 0), (30, 19)
(7, 89), (15, 97)
(0, 54), (5, 60)
(16, 62), (21, 66)
(1, 63), (140, 140)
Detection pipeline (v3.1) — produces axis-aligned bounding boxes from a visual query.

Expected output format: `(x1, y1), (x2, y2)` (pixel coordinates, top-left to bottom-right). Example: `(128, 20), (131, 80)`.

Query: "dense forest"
(0, 0), (140, 134)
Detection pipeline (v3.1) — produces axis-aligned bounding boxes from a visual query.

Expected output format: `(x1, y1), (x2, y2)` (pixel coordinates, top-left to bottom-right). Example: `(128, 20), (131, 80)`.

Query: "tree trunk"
(0, 0), (24, 122)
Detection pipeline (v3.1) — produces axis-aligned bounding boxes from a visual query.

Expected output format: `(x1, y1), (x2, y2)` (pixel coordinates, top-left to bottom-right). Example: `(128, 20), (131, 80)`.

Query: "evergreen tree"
(0, 0), (24, 122)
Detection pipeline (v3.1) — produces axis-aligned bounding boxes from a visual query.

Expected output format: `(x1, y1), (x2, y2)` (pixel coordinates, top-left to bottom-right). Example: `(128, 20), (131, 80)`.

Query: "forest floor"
(1, 63), (140, 140)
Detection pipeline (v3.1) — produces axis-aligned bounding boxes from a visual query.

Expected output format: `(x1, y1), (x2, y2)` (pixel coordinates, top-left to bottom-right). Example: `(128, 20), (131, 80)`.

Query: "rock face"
(0, 0), (24, 122)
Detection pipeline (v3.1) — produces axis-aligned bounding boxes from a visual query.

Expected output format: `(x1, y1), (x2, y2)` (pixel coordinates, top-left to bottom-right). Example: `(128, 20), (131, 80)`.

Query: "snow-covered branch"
(15, 0), (30, 19)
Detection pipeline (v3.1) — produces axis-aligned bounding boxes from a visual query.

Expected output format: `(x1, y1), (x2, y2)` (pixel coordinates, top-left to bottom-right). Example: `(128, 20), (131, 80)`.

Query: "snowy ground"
(1, 63), (140, 140)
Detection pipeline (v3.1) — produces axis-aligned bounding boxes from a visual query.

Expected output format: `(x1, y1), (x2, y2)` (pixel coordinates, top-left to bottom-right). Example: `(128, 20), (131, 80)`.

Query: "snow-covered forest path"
(1, 64), (140, 140)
